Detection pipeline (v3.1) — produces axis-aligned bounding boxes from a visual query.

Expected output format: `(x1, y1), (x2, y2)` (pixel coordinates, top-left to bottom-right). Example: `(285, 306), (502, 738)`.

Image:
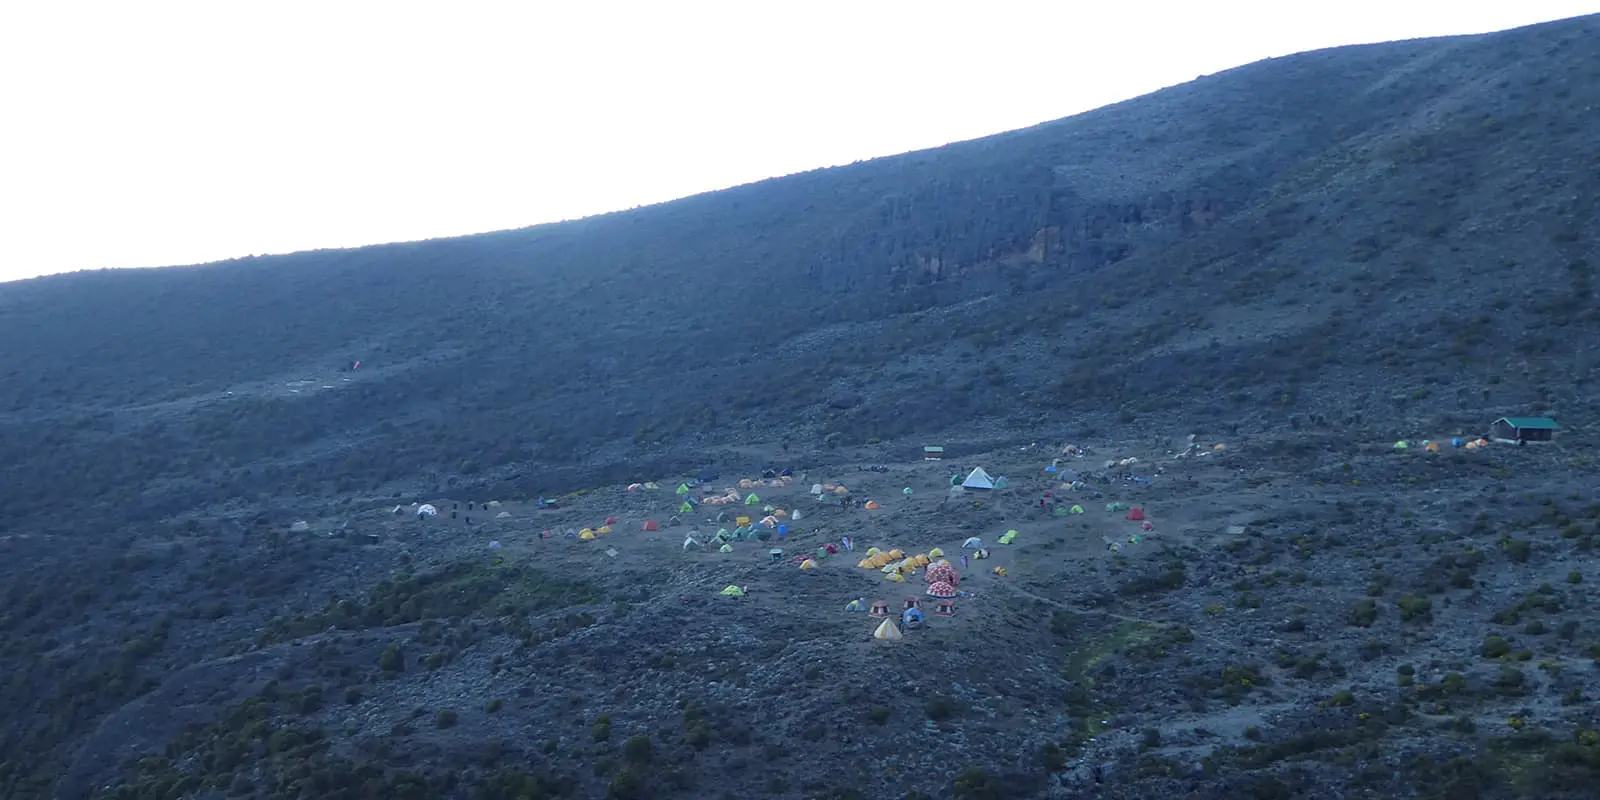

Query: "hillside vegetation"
(1, 17), (1600, 798)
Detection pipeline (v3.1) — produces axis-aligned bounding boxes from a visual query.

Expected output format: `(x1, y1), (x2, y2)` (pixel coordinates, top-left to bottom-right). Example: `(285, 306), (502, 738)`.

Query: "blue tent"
(902, 607), (925, 626)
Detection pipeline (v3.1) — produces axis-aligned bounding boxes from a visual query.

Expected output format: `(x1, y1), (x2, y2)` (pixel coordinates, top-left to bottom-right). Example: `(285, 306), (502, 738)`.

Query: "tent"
(676, 483), (691, 495)
(999, 530), (1018, 545)
(962, 536), (983, 550)
(718, 543), (733, 553)
(902, 607), (925, 626)
(719, 585), (746, 597)
(417, 504), (439, 518)
(962, 467), (996, 490)
(744, 493), (761, 505)
(641, 520), (660, 532)
(873, 619), (904, 641)
(845, 598), (866, 612)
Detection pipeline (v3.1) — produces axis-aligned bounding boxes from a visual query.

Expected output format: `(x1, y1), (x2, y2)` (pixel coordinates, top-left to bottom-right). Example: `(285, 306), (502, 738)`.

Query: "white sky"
(1, 1), (1595, 283)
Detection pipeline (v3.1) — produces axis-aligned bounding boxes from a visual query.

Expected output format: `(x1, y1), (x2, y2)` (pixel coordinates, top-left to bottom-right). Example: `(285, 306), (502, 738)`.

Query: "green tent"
(676, 483), (691, 495)
(719, 585), (745, 597)
(718, 544), (733, 553)
(745, 493), (761, 505)
(679, 501), (693, 513)
(999, 530), (1018, 545)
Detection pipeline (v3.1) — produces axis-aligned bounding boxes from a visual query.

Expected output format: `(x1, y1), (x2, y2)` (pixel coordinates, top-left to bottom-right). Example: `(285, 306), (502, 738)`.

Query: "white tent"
(416, 504), (439, 517)
(873, 618), (904, 641)
(962, 467), (996, 490)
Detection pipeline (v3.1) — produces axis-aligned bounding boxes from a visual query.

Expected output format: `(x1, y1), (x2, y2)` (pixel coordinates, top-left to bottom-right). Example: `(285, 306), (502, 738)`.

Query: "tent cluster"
(1394, 437), (1489, 452)
(856, 546), (942, 583)
(1099, 503), (1156, 551)
(1170, 436), (1228, 459)
(625, 481), (663, 491)
(854, 565), (963, 642)
(810, 481), (853, 497)
(577, 522), (617, 541)
(791, 541), (843, 571)
(687, 474), (796, 507)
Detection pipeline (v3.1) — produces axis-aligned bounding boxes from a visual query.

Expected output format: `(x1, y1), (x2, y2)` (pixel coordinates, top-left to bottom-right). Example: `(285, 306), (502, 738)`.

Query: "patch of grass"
(1349, 598), (1379, 627)
(258, 562), (601, 645)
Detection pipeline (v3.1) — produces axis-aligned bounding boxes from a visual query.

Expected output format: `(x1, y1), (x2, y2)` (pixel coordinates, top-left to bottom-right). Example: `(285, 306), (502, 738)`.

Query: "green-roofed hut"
(1490, 417), (1560, 445)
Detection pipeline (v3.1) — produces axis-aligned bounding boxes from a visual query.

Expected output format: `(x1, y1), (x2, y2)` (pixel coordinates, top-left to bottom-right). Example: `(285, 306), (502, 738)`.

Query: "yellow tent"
(873, 619), (903, 640)
(885, 572), (905, 583)
(928, 547), (944, 559)
(579, 530), (596, 541)
(597, 525), (612, 535)
(799, 559), (818, 570)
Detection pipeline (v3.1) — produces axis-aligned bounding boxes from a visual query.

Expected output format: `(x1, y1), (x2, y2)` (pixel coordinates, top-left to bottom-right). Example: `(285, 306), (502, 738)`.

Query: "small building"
(1490, 417), (1560, 445)
(868, 600), (891, 617)
(903, 596), (921, 611)
(935, 598), (957, 616)
(923, 445), (945, 461)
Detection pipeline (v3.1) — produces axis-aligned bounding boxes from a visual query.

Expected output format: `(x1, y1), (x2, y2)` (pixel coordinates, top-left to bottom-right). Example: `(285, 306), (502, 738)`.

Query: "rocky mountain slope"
(3, 15), (1596, 535)
(1, 13), (1599, 800)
